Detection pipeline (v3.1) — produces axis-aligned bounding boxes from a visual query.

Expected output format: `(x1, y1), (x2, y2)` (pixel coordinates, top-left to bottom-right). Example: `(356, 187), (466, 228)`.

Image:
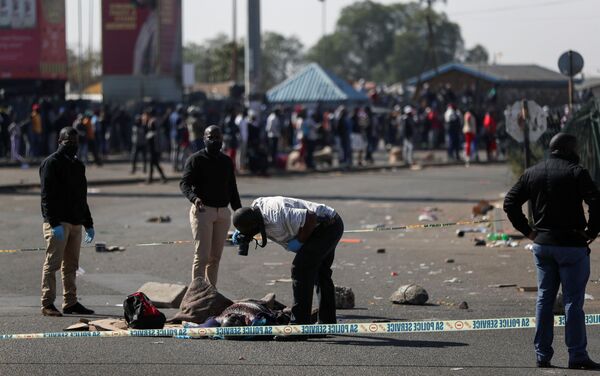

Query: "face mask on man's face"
(205, 140), (222, 155)
(61, 143), (78, 157)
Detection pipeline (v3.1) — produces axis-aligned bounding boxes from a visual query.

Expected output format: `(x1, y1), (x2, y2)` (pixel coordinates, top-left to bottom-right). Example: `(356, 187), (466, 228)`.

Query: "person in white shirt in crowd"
(235, 109), (249, 171)
(265, 107), (282, 168)
(401, 105), (416, 166)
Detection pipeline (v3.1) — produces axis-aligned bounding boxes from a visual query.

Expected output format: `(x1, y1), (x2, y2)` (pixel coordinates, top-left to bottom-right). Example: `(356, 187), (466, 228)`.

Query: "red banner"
(0, 0), (66, 80)
(102, 0), (181, 77)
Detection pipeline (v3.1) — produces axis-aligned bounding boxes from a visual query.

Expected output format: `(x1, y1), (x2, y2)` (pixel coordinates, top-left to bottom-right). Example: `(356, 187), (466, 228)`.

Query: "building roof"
(266, 63), (369, 104)
(577, 77), (600, 91)
(406, 62), (569, 86)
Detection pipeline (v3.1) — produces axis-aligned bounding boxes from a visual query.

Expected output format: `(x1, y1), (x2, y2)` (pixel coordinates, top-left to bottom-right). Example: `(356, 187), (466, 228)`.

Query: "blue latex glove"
(84, 227), (95, 244)
(231, 230), (242, 245)
(51, 225), (65, 241)
(287, 238), (304, 253)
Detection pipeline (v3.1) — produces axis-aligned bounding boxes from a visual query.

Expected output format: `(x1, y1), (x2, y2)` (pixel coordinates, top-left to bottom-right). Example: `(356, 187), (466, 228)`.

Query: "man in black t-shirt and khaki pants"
(180, 125), (242, 286)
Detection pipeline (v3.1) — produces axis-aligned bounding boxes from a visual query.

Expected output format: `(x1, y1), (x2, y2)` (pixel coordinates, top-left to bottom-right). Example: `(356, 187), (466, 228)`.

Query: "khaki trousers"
(189, 205), (231, 286)
(41, 222), (82, 309)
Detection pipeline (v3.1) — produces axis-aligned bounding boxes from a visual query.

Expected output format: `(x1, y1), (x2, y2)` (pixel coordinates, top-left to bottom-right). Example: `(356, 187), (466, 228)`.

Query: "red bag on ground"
(123, 292), (166, 329)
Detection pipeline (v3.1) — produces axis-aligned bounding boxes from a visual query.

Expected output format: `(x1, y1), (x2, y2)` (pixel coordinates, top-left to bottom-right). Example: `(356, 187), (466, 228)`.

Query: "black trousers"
(290, 214), (344, 324)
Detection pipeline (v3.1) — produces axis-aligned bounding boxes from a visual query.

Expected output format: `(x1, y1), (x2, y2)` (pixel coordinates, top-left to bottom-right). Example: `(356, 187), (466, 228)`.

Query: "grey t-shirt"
(251, 196), (336, 250)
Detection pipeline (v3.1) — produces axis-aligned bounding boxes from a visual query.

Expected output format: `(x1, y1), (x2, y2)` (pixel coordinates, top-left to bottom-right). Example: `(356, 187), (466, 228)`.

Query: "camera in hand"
(237, 233), (251, 256)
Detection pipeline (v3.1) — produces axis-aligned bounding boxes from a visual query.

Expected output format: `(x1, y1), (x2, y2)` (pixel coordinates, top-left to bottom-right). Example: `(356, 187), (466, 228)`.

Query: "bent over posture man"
(40, 127), (95, 316)
(504, 133), (600, 369)
(232, 196), (343, 340)
(180, 125), (241, 285)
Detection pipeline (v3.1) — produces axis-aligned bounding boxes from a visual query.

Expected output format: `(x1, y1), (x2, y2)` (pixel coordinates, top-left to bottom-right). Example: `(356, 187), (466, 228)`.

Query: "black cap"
(232, 207), (267, 247)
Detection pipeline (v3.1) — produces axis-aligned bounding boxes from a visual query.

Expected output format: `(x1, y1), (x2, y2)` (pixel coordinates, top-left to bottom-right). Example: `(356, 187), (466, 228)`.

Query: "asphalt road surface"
(1, 164), (599, 375)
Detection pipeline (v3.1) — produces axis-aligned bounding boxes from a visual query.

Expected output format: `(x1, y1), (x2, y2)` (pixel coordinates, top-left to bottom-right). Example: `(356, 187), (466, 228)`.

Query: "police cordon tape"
(0, 219), (504, 254)
(2, 313), (600, 340)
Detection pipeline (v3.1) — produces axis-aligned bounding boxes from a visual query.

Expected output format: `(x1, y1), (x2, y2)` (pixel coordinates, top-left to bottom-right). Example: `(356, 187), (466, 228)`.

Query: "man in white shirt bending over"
(231, 196), (344, 339)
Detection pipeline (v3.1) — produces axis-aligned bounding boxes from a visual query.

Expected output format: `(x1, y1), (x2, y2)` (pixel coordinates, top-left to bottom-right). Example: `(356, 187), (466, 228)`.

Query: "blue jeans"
(532, 243), (590, 363)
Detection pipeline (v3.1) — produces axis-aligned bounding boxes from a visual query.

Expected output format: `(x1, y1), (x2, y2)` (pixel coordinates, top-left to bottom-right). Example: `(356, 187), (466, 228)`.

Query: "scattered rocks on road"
(335, 286), (355, 309)
(390, 284), (429, 305)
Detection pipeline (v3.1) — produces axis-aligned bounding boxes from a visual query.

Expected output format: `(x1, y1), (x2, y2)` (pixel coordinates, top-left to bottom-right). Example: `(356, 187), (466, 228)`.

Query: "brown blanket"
(168, 278), (234, 324)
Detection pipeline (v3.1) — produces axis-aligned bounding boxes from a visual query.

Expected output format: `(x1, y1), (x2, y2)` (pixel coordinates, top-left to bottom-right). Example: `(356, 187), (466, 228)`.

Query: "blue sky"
(66, 0), (600, 77)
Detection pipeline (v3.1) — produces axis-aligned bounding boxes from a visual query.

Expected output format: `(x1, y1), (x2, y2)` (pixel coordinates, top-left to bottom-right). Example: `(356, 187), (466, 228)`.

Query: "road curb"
(0, 161), (505, 192)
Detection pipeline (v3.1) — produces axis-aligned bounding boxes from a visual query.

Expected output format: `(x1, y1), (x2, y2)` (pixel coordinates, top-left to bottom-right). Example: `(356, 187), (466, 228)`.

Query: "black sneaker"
(536, 360), (552, 368)
(41, 304), (63, 317)
(63, 302), (95, 315)
(568, 358), (600, 370)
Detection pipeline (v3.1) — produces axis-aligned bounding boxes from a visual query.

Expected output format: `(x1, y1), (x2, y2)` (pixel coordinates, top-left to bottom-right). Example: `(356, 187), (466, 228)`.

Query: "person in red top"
(483, 110), (497, 162)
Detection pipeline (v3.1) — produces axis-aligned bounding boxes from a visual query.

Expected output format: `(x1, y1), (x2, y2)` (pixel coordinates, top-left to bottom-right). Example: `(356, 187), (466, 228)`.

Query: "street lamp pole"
(232, 0), (237, 83)
(319, 0), (325, 65)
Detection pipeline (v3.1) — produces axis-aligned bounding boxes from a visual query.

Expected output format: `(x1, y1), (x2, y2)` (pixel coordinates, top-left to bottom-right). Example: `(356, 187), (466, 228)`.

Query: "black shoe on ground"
(63, 302), (94, 315)
(41, 304), (63, 317)
(568, 358), (600, 370)
(273, 335), (308, 342)
(536, 360), (552, 368)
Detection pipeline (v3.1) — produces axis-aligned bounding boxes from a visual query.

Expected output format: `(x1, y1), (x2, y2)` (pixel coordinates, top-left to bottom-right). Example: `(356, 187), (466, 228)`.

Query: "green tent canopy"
(266, 63), (369, 105)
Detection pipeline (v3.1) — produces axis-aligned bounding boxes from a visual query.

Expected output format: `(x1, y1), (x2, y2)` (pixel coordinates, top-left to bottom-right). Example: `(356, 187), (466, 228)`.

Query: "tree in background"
(184, 34), (244, 84)
(464, 44), (490, 64)
(261, 32), (305, 90)
(307, 1), (463, 83)
(183, 32), (304, 91)
(181, 1), (486, 88)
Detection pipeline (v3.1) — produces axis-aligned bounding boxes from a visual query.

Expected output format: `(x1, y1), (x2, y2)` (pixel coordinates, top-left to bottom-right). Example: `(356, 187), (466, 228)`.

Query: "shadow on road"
(320, 334), (468, 348)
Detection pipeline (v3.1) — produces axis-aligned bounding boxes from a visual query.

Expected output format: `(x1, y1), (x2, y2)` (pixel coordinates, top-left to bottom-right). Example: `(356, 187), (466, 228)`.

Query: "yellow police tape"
(1, 314), (599, 340)
(0, 219), (503, 253)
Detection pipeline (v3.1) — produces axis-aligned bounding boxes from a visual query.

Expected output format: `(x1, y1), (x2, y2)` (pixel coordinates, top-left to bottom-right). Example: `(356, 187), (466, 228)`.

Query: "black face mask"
(205, 140), (222, 155)
(567, 152), (580, 164)
(61, 144), (78, 157)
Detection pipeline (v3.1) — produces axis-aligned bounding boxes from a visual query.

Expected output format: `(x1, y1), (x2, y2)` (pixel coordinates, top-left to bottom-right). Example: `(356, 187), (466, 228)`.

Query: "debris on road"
(456, 227), (487, 237)
(96, 243), (126, 253)
(146, 216), (171, 223)
(444, 277), (462, 284)
(487, 240), (519, 248)
(390, 284), (429, 305)
(418, 207), (439, 222)
(474, 238), (486, 246)
(518, 286), (538, 292)
(335, 286), (355, 309)
(445, 258), (455, 264)
(458, 301), (469, 310)
(340, 238), (362, 244)
(488, 284), (517, 288)
(472, 200), (494, 217)
(376, 248), (386, 254)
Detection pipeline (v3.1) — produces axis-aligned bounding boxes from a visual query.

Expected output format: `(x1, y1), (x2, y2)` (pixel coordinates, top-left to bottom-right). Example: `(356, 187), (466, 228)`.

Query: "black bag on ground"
(123, 292), (166, 329)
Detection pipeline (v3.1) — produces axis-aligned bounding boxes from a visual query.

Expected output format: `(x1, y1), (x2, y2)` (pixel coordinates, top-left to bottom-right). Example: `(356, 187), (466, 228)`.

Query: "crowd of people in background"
(0, 83), (572, 177)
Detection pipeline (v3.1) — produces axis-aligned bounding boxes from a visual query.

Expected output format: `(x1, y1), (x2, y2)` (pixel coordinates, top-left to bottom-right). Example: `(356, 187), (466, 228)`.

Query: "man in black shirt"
(180, 125), (242, 285)
(504, 133), (600, 370)
(39, 127), (95, 317)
